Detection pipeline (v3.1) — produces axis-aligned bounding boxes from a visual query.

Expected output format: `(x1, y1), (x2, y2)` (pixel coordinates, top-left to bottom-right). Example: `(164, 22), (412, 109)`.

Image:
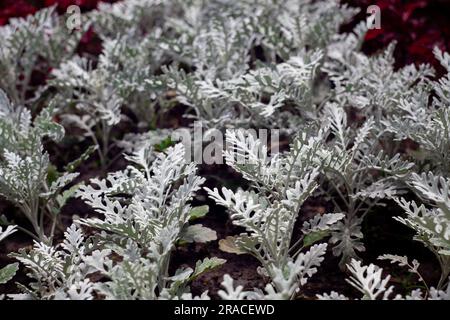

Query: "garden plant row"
(0, 0), (449, 300)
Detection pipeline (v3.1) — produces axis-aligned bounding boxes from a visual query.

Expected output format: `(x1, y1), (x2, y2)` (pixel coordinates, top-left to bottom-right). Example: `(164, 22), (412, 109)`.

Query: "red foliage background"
(0, 0), (112, 26)
(344, 0), (450, 69)
(2, 0), (450, 68)
(0, 0), (118, 56)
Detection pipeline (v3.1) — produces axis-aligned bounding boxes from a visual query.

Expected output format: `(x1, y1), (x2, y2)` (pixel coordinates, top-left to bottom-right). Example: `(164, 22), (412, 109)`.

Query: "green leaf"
(0, 215), (13, 227)
(64, 145), (97, 172)
(303, 230), (330, 248)
(189, 205), (209, 221)
(46, 164), (59, 186)
(56, 184), (80, 209)
(0, 263), (19, 284)
(190, 257), (226, 281)
(154, 137), (174, 152)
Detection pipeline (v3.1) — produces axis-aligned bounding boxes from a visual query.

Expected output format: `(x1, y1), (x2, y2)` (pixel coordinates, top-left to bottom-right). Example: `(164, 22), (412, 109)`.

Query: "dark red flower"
(77, 26), (103, 56)
(402, 1), (427, 22)
(365, 28), (384, 41)
(345, 0), (450, 68)
(0, 1), (38, 25)
(44, 0), (100, 12)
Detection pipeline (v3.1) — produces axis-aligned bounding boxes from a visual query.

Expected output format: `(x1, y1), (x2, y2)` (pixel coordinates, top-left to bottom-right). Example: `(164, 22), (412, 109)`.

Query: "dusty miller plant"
(375, 49), (450, 291)
(325, 28), (434, 127)
(394, 172), (450, 289)
(2, 0), (450, 301)
(88, 0), (179, 128)
(162, 0), (357, 130)
(50, 33), (175, 169)
(207, 130), (344, 299)
(50, 45), (125, 171)
(0, 226), (18, 288)
(318, 102), (414, 267)
(10, 143), (224, 299)
(75, 142), (223, 299)
(383, 48), (450, 174)
(0, 6), (85, 110)
(0, 90), (79, 242)
(318, 258), (450, 300)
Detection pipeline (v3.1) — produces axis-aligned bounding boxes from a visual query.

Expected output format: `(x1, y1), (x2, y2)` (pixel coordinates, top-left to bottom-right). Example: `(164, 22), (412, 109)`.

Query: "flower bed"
(0, 0), (449, 300)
